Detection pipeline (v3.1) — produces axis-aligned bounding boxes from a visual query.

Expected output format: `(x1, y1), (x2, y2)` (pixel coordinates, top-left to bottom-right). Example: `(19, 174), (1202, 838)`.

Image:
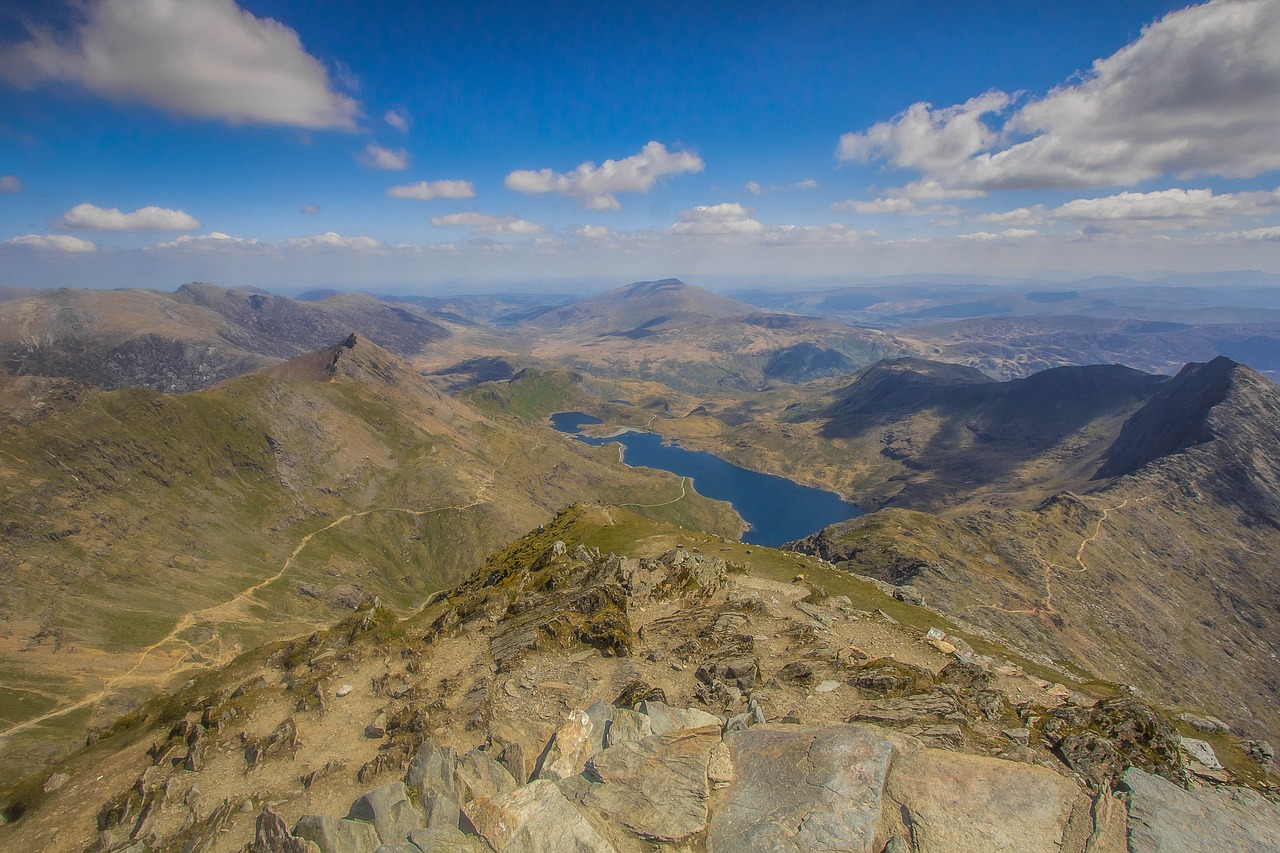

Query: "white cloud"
(957, 228), (1039, 241)
(0, 175), (22, 194)
(387, 179), (476, 200)
(839, 0), (1280, 190)
(833, 197), (919, 215)
(747, 178), (820, 196)
(888, 179), (985, 201)
(796, 178), (820, 190)
(151, 231), (264, 250)
(669, 202), (764, 235)
(977, 205), (1050, 227)
(284, 232), (384, 250)
(358, 143), (409, 170)
(505, 141), (703, 210)
(746, 181), (764, 195)
(384, 109), (409, 132)
(573, 225), (613, 240)
(430, 212), (549, 235)
(300, 203), (321, 214)
(54, 202), (200, 232)
(1050, 187), (1280, 228)
(761, 223), (869, 245)
(5, 233), (97, 252)
(0, 0), (358, 130)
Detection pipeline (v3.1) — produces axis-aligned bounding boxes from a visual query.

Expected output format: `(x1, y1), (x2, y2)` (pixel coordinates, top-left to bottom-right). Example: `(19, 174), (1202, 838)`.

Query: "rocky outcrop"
(1122, 767), (1280, 853)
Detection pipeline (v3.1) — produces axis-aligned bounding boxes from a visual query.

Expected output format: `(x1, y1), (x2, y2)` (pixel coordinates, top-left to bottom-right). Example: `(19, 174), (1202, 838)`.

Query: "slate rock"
(1123, 766), (1280, 853)
(696, 657), (759, 691)
(584, 726), (721, 841)
(1178, 737), (1222, 770)
(706, 725), (893, 853)
(604, 708), (652, 747)
(405, 739), (461, 803)
(637, 700), (722, 735)
(848, 691), (958, 724)
(291, 815), (380, 853)
(457, 749), (518, 803)
(469, 779), (618, 852)
(249, 805), (320, 853)
(406, 827), (487, 852)
(533, 710), (595, 781)
(348, 782), (424, 845)
(583, 700), (615, 756)
(884, 748), (1079, 853)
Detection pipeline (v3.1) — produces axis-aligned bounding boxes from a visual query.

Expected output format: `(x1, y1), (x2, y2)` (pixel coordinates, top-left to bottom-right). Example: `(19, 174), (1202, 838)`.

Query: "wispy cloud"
(0, 175), (22, 194)
(506, 141), (703, 210)
(387, 179), (476, 200)
(358, 143), (409, 170)
(5, 233), (96, 252)
(383, 109), (409, 132)
(0, 0), (359, 130)
(430, 212), (548, 235)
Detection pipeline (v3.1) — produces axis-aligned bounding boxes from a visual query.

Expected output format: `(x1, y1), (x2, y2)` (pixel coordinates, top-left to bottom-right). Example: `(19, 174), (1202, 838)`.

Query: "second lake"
(550, 411), (862, 548)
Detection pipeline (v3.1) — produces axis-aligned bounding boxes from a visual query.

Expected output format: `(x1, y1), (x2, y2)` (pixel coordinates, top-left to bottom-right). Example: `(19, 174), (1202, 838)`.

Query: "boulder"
(637, 700), (722, 735)
(884, 748), (1079, 853)
(1178, 737), (1222, 770)
(348, 782), (424, 846)
(405, 740), (461, 803)
(848, 691), (958, 724)
(604, 708), (652, 747)
(584, 726), (721, 841)
(469, 779), (618, 852)
(695, 657), (759, 691)
(533, 710), (596, 781)
(457, 749), (518, 803)
(1123, 766), (1280, 853)
(706, 725), (893, 853)
(406, 827), (487, 852)
(583, 700), (615, 756)
(291, 815), (380, 853)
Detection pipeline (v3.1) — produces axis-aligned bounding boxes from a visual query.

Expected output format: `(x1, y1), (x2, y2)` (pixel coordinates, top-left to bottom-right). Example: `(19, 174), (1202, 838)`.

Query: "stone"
(884, 748), (1079, 853)
(405, 739), (461, 803)
(456, 749), (518, 803)
(469, 779), (618, 852)
(1243, 740), (1274, 767)
(421, 791), (461, 832)
(848, 691), (958, 724)
(605, 708), (652, 747)
(1001, 727), (1030, 744)
(1178, 712), (1229, 734)
(937, 660), (992, 692)
(583, 700), (614, 756)
(405, 827), (486, 852)
(706, 725), (894, 853)
(882, 837), (911, 853)
(695, 656), (759, 691)
(815, 680), (841, 694)
(584, 726), (721, 842)
(365, 712), (387, 739)
(249, 805), (319, 853)
(920, 724), (963, 746)
(335, 685), (354, 697)
(373, 844), (418, 853)
(291, 815), (381, 853)
(1178, 737), (1222, 770)
(42, 772), (69, 793)
(707, 741), (733, 786)
(637, 700), (722, 735)
(348, 782), (424, 846)
(894, 585), (924, 605)
(533, 709), (596, 781)
(1123, 766), (1280, 853)
(776, 660), (817, 687)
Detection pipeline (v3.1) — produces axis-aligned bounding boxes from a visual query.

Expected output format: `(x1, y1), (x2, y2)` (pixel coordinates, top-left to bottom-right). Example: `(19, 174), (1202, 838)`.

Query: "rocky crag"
(3, 505), (1275, 852)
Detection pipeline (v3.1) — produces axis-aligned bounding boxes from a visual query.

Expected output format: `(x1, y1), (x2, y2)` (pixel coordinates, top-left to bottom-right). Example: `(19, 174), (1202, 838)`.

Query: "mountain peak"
(256, 333), (410, 385)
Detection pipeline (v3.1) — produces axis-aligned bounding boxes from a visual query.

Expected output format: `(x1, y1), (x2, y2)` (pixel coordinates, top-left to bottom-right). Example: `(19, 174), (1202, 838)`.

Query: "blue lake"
(550, 411), (861, 547)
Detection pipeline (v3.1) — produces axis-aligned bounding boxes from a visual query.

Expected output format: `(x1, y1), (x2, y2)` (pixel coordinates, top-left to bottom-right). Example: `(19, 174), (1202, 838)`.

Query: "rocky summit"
(4, 505), (1276, 851)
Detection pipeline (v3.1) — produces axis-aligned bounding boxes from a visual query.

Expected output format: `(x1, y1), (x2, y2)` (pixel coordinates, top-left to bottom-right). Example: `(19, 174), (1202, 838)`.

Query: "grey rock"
(405, 739), (461, 803)
(920, 724), (963, 746)
(885, 748), (1079, 853)
(604, 708), (652, 747)
(695, 657), (759, 691)
(1178, 737), (1222, 770)
(748, 697), (766, 725)
(457, 749), (518, 803)
(469, 779), (618, 852)
(407, 827), (487, 852)
(420, 791), (461, 832)
(849, 691), (959, 724)
(373, 844), (419, 853)
(814, 680), (841, 694)
(349, 782), (424, 845)
(637, 700), (722, 735)
(292, 815), (381, 853)
(365, 712), (387, 739)
(583, 700), (615, 756)
(707, 741), (733, 786)
(892, 585), (923, 605)
(1123, 766), (1280, 853)
(1243, 740), (1274, 767)
(882, 838), (910, 853)
(1001, 727), (1031, 744)
(1178, 712), (1230, 734)
(707, 725), (894, 853)
(533, 709), (595, 781)
(584, 726), (721, 841)
(249, 805), (319, 853)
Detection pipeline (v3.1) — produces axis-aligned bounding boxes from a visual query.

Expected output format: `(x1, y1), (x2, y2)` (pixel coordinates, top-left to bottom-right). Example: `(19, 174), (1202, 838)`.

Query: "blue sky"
(1, 0), (1278, 291)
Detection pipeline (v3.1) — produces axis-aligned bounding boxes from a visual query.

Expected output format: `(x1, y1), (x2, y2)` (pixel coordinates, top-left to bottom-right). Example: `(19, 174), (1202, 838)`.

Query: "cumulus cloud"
(838, 0), (1280, 190)
(0, 0), (359, 130)
(358, 143), (409, 170)
(54, 202), (200, 232)
(1050, 187), (1280, 228)
(668, 202), (764, 235)
(5, 233), (97, 252)
(387, 179), (476, 200)
(832, 197), (919, 215)
(0, 175), (22, 194)
(384, 109), (409, 132)
(430, 212), (549, 235)
(505, 141), (703, 210)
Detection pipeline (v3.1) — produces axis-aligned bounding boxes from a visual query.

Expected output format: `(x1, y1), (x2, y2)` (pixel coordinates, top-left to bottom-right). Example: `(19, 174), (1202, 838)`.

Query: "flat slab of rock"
(533, 710), (596, 781)
(884, 748), (1079, 853)
(291, 815), (380, 853)
(1123, 767), (1280, 853)
(605, 708), (652, 747)
(706, 725), (894, 852)
(848, 691), (958, 724)
(349, 782), (424, 846)
(637, 700), (722, 735)
(469, 779), (618, 853)
(405, 827), (487, 852)
(584, 726), (721, 841)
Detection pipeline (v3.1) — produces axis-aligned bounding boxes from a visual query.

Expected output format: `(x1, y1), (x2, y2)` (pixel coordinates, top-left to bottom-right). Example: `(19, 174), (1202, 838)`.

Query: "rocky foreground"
(4, 506), (1277, 852)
